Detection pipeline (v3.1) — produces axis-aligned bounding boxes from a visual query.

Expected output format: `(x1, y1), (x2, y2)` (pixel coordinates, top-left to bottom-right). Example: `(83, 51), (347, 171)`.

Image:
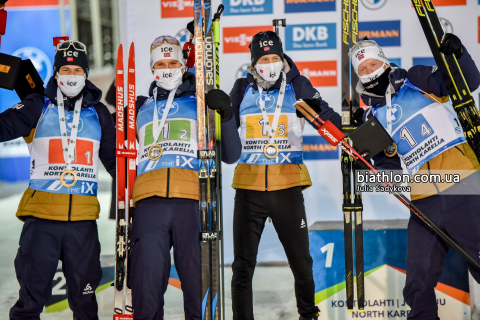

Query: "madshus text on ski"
(0, 1), (479, 320)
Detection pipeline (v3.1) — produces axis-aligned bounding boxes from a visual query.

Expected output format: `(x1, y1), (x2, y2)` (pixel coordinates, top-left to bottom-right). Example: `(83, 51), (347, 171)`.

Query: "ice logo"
(13, 47), (52, 82)
(65, 115), (84, 132)
(256, 93), (275, 110)
(158, 101), (179, 116)
(361, 0), (387, 10)
(66, 80), (77, 86)
(235, 63), (250, 79)
(391, 104), (402, 124)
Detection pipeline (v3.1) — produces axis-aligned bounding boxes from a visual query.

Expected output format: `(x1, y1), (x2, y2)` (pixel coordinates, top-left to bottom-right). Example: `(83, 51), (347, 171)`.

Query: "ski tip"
(129, 42), (134, 51)
(359, 309), (365, 313)
(348, 309), (353, 313)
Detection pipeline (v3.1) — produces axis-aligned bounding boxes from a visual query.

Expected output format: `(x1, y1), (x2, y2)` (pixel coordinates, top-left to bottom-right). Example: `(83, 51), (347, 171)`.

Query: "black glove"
(206, 89), (233, 123)
(187, 20), (194, 36)
(438, 33), (463, 59)
(352, 107), (365, 127)
(296, 98), (322, 118)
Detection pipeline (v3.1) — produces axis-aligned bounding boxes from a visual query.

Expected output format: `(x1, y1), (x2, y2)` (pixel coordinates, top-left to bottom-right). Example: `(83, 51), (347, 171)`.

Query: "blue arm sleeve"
(0, 94), (44, 142)
(408, 46), (480, 97)
(220, 116), (241, 164)
(94, 103), (117, 178)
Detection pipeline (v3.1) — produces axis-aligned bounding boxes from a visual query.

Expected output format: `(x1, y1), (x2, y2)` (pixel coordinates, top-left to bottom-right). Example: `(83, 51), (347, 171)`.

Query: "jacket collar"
(148, 71), (196, 100)
(45, 76), (102, 110)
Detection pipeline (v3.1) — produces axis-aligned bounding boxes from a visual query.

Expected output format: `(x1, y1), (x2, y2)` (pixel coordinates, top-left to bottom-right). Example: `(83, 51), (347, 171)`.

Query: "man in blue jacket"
(350, 34), (480, 320)
(0, 40), (116, 319)
(228, 30), (341, 320)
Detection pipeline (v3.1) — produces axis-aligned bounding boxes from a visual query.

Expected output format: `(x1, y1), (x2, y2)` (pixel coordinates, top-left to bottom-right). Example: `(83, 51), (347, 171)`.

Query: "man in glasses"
(228, 30), (341, 320)
(0, 40), (116, 320)
(128, 35), (240, 320)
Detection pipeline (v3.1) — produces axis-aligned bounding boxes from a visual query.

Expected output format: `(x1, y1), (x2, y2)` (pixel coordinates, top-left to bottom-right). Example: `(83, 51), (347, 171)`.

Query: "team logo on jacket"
(157, 101), (180, 116)
(65, 114), (84, 132)
(391, 104), (402, 124)
(256, 94), (275, 110)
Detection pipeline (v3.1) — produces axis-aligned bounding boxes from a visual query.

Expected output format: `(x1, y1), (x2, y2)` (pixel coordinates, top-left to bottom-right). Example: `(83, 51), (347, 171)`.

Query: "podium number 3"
(321, 243), (334, 268)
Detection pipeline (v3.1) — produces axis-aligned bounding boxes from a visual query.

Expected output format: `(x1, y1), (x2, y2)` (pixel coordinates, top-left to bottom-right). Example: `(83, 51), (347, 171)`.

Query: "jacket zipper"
(265, 165), (268, 191)
(68, 194), (73, 221)
(166, 168), (170, 198)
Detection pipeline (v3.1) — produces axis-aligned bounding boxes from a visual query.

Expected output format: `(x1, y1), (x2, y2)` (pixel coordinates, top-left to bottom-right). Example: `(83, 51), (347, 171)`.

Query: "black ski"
(411, 0), (480, 160)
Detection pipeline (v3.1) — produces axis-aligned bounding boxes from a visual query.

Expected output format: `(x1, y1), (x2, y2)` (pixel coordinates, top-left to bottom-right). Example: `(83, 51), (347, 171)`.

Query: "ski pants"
(404, 173), (480, 320)
(9, 217), (102, 320)
(129, 196), (201, 320)
(231, 187), (320, 320)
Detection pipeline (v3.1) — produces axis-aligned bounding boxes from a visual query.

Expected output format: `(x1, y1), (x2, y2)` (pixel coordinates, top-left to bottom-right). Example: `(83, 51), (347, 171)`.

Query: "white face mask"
(154, 68), (183, 91)
(359, 63), (386, 84)
(255, 61), (283, 82)
(57, 74), (86, 97)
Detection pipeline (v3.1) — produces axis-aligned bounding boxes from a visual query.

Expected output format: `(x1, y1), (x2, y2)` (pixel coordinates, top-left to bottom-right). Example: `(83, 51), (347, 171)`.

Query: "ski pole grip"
(318, 121), (345, 146)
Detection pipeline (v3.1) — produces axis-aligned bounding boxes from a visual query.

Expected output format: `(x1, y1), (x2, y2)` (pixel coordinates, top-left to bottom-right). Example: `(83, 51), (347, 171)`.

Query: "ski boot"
(299, 311), (320, 320)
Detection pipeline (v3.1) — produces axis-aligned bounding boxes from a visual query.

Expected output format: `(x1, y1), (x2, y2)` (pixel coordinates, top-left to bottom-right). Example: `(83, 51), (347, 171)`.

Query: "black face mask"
(362, 67), (391, 96)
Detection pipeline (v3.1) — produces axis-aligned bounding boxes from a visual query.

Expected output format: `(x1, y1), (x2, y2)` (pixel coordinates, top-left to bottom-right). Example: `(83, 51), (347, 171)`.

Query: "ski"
(114, 43), (136, 320)
(193, 1), (212, 319)
(114, 43), (127, 319)
(411, 0), (480, 160)
(340, 0), (356, 312)
(124, 42), (136, 317)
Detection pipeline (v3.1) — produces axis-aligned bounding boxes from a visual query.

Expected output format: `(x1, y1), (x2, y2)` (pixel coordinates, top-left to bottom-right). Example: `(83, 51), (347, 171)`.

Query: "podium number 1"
(321, 243), (334, 268)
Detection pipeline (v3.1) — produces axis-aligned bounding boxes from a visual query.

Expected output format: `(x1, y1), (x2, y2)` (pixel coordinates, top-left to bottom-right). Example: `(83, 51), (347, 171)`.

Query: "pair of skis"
(194, 1), (225, 319)
(411, 0), (480, 161)
(340, 0), (364, 312)
(114, 42), (136, 320)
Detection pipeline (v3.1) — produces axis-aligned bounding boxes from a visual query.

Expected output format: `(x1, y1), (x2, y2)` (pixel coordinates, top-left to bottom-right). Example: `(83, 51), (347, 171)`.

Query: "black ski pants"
(9, 217), (102, 320)
(404, 173), (480, 320)
(129, 196), (201, 320)
(231, 187), (319, 319)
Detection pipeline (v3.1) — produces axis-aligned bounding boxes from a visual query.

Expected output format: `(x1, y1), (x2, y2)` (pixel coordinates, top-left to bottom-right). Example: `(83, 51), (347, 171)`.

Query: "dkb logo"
(286, 23), (336, 51)
(224, 0), (273, 16)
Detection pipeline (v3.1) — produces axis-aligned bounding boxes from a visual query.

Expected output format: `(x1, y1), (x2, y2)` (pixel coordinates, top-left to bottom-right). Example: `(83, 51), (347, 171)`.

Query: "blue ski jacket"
(363, 47), (480, 200)
(0, 76), (116, 221)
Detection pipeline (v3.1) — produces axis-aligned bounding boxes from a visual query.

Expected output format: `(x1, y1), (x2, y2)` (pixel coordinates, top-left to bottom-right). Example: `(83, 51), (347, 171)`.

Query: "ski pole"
(294, 100), (480, 273)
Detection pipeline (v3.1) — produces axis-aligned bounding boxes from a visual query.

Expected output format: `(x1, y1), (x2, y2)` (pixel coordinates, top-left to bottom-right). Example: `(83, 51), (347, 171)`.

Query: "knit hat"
(249, 31), (284, 66)
(53, 40), (89, 77)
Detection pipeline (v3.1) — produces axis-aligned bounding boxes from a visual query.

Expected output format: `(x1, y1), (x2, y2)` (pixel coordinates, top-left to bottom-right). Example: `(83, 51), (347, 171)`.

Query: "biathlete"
(128, 35), (241, 320)
(228, 30), (341, 320)
(349, 35), (480, 320)
(0, 41), (116, 320)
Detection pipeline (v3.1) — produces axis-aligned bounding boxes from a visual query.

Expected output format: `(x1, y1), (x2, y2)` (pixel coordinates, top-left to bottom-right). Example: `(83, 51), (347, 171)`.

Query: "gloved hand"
(296, 98), (322, 118)
(438, 33), (463, 59)
(187, 20), (194, 36)
(206, 89), (233, 123)
(352, 107), (365, 127)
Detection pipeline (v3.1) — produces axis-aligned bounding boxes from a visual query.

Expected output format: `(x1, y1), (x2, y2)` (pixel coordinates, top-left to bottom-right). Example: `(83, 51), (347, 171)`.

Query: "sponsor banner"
(160, 0), (193, 18)
(359, 20), (401, 47)
(303, 135), (339, 160)
(413, 57), (436, 66)
(389, 58), (401, 68)
(284, 0), (335, 13)
(223, 0), (273, 16)
(361, 0), (387, 10)
(7, 0), (70, 7)
(432, 0), (466, 5)
(296, 60), (337, 87)
(223, 25), (273, 53)
(285, 23), (336, 51)
(310, 221), (470, 320)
